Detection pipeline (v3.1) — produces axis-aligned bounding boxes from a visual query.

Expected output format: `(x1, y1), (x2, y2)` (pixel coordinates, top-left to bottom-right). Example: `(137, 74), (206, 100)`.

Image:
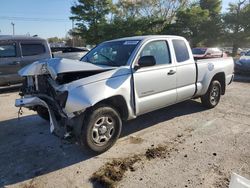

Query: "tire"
(201, 80), (221, 108)
(81, 105), (122, 153)
(36, 106), (50, 121)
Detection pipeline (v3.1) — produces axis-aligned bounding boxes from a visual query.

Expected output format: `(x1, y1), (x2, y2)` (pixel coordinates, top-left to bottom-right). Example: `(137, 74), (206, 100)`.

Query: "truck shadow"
(121, 99), (206, 137)
(0, 100), (206, 187)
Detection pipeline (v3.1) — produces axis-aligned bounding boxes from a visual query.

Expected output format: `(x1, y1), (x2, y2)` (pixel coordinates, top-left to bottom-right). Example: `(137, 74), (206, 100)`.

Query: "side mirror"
(136, 56), (156, 70)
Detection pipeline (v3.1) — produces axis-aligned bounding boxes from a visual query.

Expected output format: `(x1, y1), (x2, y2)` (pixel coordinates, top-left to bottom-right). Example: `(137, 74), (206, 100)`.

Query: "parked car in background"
(16, 35), (234, 153)
(223, 47), (246, 56)
(240, 51), (246, 56)
(0, 35), (51, 86)
(235, 51), (250, 74)
(51, 47), (89, 60)
(192, 47), (226, 60)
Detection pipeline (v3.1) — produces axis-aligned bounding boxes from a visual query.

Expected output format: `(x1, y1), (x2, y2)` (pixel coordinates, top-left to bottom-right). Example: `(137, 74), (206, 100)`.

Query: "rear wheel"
(36, 106), (49, 121)
(81, 105), (122, 153)
(201, 80), (221, 108)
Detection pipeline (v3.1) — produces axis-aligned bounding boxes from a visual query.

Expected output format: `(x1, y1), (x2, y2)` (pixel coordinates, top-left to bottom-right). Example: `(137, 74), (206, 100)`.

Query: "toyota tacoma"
(15, 35), (234, 153)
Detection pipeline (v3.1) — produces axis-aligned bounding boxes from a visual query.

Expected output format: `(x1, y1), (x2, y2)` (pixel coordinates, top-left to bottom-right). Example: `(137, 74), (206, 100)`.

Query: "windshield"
(81, 40), (140, 66)
(192, 48), (207, 55)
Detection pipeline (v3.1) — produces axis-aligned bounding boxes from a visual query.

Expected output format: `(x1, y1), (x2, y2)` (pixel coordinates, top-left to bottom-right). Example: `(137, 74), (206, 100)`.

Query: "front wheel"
(81, 105), (122, 153)
(201, 80), (221, 108)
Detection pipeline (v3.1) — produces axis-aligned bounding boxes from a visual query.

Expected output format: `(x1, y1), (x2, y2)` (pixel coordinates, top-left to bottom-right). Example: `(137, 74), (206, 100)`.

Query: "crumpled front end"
(15, 97), (60, 133)
(15, 58), (112, 137)
(15, 58), (132, 138)
(15, 74), (74, 137)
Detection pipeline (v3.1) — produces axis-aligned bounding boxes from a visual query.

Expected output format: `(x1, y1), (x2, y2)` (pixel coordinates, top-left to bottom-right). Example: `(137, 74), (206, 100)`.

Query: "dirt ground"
(0, 75), (250, 188)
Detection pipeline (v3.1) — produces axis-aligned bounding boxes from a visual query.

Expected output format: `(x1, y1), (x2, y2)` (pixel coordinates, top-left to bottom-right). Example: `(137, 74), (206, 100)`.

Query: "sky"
(0, 0), (237, 39)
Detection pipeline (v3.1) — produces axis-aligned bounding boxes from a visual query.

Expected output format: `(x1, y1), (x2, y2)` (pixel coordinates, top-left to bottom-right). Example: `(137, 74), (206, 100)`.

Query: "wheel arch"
(90, 95), (129, 121)
(211, 72), (226, 95)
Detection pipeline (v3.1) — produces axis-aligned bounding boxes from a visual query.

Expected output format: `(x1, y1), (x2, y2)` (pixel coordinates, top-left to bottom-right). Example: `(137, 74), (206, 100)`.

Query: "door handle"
(9, 61), (20, 65)
(168, 70), (176, 75)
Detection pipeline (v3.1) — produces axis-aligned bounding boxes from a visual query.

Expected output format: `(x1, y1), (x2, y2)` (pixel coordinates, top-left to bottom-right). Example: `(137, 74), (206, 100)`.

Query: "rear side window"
(21, 43), (45, 56)
(172, 39), (190, 63)
(0, 44), (16, 57)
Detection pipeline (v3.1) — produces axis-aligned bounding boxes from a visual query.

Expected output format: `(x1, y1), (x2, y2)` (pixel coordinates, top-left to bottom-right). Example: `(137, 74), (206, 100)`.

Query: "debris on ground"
(129, 136), (144, 144)
(214, 176), (230, 188)
(90, 155), (141, 188)
(145, 146), (167, 160)
(90, 132), (191, 187)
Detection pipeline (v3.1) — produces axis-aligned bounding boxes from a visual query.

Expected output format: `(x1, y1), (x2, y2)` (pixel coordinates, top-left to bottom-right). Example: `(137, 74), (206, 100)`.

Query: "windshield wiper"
(98, 53), (116, 65)
(84, 54), (118, 66)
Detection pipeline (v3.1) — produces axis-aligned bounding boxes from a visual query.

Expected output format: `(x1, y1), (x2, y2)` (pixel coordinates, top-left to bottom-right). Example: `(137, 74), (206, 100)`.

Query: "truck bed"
(195, 57), (234, 97)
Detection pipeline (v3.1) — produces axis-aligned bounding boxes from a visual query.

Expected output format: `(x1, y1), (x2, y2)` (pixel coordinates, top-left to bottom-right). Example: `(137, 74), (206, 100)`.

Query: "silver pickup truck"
(15, 35), (234, 153)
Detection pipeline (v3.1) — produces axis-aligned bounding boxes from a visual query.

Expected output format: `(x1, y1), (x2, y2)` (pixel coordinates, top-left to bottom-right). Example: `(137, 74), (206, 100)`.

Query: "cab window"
(140, 40), (171, 65)
(0, 44), (16, 58)
(21, 43), (45, 56)
(172, 39), (190, 63)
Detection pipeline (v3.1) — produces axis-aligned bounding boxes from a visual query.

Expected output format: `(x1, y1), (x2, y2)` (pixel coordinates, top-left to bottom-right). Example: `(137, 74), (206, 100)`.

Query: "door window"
(140, 40), (171, 65)
(21, 43), (45, 56)
(0, 44), (16, 57)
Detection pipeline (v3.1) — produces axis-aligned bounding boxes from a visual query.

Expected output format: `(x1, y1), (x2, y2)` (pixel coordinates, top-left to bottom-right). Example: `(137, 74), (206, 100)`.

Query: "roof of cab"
(106, 35), (185, 43)
(0, 35), (46, 41)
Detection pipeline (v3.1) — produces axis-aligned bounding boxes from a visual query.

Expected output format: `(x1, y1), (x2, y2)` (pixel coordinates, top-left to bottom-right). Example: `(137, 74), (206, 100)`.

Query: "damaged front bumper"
(15, 97), (61, 134)
(15, 74), (90, 138)
(15, 93), (86, 139)
(15, 58), (114, 138)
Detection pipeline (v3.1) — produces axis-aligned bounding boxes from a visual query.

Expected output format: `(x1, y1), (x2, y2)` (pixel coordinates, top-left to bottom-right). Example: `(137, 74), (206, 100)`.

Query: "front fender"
(63, 72), (134, 118)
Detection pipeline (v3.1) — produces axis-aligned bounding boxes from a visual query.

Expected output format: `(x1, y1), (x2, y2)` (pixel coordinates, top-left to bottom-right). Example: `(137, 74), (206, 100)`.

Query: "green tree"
(223, 0), (250, 56)
(200, 0), (221, 16)
(48, 37), (64, 43)
(199, 0), (223, 46)
(70, 0), (113, 44)
(163, 5), (209, 47)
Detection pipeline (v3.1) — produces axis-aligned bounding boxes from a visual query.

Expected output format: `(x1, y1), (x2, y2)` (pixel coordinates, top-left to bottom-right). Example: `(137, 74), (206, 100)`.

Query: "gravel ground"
(0, 75), (249, 188)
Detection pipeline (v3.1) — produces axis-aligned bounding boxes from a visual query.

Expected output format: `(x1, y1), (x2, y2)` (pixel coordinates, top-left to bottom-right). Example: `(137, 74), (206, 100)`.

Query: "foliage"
(200, 0), (222, 16)
(70, 0), (113, 44)
(223, 0), (250, 55)
(162, 5), (210, 47)
(48, 37), (64, 43)
(70, 0), (188, 44)
(69, 0), (250, 53)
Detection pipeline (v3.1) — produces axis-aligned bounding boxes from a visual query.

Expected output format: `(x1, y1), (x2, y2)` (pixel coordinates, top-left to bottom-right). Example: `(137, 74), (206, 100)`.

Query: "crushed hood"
(19, 58), (116, 79)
